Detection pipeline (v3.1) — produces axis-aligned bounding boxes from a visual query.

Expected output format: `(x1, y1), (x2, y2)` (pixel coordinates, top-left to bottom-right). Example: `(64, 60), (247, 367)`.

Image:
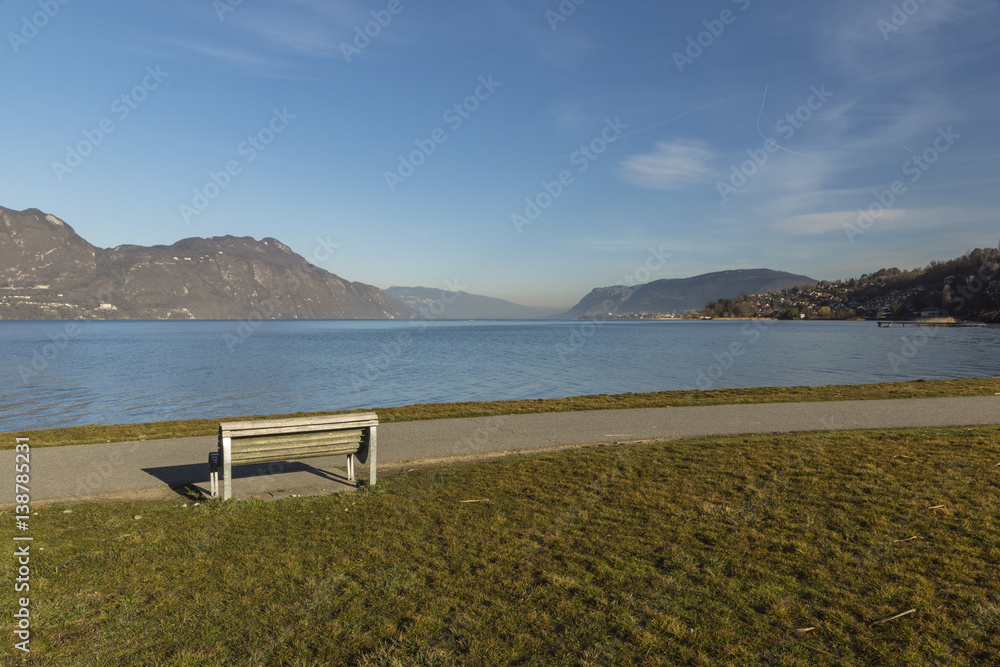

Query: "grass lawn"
(4, 425), (999, 665)
(3, 376), (1000, 449)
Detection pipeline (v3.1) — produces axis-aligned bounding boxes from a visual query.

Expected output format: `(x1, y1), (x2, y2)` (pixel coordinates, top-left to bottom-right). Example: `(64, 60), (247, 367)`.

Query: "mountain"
(564, 269), (818, 317)
(385, 286), (563, 319)
(0, 206), (408, 319)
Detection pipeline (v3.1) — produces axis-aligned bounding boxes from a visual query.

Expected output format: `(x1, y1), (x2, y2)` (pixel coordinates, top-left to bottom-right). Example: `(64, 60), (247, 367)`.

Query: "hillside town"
(700, 246), (1000, 322)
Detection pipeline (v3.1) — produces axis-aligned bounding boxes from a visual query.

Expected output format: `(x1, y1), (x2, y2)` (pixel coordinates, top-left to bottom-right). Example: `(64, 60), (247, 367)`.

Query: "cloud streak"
(619, 140), (715, 190)
(772, 210), (906, 236)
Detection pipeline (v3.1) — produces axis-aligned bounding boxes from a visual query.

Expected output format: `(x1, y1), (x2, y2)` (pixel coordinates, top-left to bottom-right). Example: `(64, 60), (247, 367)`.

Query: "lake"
(2, 319), (998, 431)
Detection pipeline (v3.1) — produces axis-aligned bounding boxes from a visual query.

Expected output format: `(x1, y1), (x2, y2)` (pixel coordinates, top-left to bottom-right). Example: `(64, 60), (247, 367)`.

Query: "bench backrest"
(219, 412), (378, 465)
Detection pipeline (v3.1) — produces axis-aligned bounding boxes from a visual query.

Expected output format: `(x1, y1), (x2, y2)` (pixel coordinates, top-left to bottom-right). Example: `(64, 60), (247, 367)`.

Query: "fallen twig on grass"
(871, 608), (917, 626)
(795, 641), (837, 657)
(927, 505), (946, 510)
(101, 533), (136, 543)
(459, 499), (490, 504)
(796, 627), (815, 633)
(893, 536), (924, 542)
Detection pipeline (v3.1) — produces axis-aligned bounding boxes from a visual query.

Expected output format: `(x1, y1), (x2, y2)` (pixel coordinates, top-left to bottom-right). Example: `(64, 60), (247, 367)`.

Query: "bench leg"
(347, 454), (355, 482)
(208, 452), (219, 498)
(369, 425), (377, 486)
(222, 436), (233, 501)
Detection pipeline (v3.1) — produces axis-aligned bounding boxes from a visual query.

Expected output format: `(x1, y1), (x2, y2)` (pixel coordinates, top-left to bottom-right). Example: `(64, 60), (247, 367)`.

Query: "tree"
(891, 299), (908, 319)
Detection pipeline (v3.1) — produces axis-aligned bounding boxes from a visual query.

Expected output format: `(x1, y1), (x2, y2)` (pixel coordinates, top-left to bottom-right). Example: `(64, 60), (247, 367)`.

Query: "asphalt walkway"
(3, 395), (998, 504)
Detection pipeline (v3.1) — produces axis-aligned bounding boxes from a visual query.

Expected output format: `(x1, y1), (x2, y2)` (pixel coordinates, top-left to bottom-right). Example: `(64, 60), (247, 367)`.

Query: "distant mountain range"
(389, 270), (817, 320)
(0, 204), (820, 321)
(385, 286), (562, 319)
(563, 269), (818, 317)
(0, 206), (407, 319)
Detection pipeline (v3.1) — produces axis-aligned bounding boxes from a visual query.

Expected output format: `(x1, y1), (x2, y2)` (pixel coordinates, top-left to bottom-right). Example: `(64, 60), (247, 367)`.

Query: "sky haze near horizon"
(2, 0), (998, 308)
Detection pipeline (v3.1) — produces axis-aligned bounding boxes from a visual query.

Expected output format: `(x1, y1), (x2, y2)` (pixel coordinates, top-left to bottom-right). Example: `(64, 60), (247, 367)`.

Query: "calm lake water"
(2, 319), (998, 431)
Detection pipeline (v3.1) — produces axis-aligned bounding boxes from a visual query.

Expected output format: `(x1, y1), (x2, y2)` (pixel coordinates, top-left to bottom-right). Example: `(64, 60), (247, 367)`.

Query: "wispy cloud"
(227, 1), (364, 59)
(159, 0), (374, 76)
(483, 4), (601, 70)
(619, 140), (714, 190)
(167, 40), (290, 74)
(772, 210), (906, 236)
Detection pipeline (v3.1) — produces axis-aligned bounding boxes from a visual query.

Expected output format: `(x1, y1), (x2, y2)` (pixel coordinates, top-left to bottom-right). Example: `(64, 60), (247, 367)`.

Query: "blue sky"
(2, 0), (998, 308)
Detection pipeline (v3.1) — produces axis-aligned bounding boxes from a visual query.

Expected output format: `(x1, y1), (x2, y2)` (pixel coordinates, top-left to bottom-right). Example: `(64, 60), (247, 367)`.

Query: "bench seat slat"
(230, 430), (364, 450)
(231, 442), (363, 463)
(231, 442), (362, 465)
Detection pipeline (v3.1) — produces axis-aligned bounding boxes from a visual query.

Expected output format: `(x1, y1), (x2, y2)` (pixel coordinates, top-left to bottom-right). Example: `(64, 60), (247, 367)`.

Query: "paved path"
(3, 396), (999, 504)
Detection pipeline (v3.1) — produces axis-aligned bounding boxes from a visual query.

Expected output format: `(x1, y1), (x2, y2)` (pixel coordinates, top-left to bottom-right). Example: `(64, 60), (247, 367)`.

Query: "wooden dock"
(876, 321), (986, 328)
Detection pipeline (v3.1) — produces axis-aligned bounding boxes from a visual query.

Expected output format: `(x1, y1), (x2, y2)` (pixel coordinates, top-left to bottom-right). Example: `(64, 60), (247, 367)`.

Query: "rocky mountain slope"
(0, 206), (407, 320)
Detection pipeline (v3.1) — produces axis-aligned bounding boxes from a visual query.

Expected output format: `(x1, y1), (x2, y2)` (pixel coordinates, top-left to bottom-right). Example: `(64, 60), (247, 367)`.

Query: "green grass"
(3, 376), (1000, 449)
(4, 426), (1000, 665)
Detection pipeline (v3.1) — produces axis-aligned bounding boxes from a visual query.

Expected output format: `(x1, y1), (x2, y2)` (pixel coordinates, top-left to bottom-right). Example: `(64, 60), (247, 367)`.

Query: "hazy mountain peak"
(386, 286), (562, 319)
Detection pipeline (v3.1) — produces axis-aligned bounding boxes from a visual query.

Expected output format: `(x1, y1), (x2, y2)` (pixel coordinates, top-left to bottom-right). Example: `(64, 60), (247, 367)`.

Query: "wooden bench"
(208, 412), (378, 500)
